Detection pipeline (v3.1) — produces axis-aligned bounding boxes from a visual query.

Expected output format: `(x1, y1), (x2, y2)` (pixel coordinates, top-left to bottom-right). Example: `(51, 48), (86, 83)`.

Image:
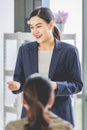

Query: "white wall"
(0, 0), (14, 129)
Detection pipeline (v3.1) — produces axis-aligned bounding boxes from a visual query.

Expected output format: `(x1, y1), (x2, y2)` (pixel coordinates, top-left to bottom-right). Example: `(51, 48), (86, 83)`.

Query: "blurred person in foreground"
(6, 73), (73, 130)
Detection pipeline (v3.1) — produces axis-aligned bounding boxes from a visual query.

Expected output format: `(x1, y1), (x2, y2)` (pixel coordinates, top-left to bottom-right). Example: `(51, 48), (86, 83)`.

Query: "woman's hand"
(50, 81), (57, 90)
(7, 81), (21, 91)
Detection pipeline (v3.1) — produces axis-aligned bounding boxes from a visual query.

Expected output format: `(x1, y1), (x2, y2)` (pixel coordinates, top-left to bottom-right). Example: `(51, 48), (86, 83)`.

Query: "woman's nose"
(33, 28), (39, 34)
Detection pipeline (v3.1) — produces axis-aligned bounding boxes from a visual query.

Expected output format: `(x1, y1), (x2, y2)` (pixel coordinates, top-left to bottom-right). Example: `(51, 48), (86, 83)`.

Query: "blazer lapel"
(28, 42), (38, 73)
(49, 39), (62, 79)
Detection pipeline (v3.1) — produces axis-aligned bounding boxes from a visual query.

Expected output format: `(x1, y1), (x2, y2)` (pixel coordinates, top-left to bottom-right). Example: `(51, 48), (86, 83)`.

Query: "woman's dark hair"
(23, 73), (53, 130)
(29, 7), (61, 40)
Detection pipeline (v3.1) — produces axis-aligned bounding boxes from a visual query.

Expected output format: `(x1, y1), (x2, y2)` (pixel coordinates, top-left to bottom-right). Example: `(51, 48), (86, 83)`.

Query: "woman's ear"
(22, 95), (29, 110)
(49, 20), (54, 29)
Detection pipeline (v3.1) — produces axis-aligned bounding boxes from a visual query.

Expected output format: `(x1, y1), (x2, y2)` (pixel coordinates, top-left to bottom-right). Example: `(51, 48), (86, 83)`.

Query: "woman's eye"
(30, 25), (42, 30)
(37, 26), (42, 28)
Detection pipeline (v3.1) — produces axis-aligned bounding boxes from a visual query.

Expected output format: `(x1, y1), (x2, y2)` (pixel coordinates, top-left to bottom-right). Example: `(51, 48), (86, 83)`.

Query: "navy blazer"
(13, 38), (83, 126)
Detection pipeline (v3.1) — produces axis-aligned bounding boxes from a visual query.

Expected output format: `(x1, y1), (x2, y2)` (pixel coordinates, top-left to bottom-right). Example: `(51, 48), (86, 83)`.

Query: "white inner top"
(38, 50), (53, 78)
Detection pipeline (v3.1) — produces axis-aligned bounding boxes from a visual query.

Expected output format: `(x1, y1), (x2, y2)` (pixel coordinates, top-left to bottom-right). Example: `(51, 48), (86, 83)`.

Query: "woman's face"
(29, 16), (54, 44)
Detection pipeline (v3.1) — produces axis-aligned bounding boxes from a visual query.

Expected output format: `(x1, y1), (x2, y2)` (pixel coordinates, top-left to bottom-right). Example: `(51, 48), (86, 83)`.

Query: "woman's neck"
(38, 37), (54, 50)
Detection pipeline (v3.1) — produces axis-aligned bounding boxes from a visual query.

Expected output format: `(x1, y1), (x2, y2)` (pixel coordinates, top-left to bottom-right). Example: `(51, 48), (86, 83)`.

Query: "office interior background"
(0, 0), (87, 130)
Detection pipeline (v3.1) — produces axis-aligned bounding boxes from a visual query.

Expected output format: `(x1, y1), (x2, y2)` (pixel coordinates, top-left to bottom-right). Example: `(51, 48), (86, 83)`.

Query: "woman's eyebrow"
(30, 23), (42, 27)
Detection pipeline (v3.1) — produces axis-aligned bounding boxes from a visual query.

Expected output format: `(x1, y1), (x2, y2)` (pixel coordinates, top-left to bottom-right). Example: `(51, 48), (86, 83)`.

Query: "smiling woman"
(6, 7), (83, 128)
(28, 17), (57, 46)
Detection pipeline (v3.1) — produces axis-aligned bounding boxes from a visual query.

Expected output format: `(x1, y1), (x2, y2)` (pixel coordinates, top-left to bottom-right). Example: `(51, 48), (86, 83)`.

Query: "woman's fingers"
(7, 81), (20, 91)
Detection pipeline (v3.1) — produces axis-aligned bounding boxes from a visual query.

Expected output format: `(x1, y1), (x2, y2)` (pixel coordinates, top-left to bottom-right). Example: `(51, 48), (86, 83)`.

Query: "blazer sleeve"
(55, 47), (83, 96)
(12, 46), (25, 94)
